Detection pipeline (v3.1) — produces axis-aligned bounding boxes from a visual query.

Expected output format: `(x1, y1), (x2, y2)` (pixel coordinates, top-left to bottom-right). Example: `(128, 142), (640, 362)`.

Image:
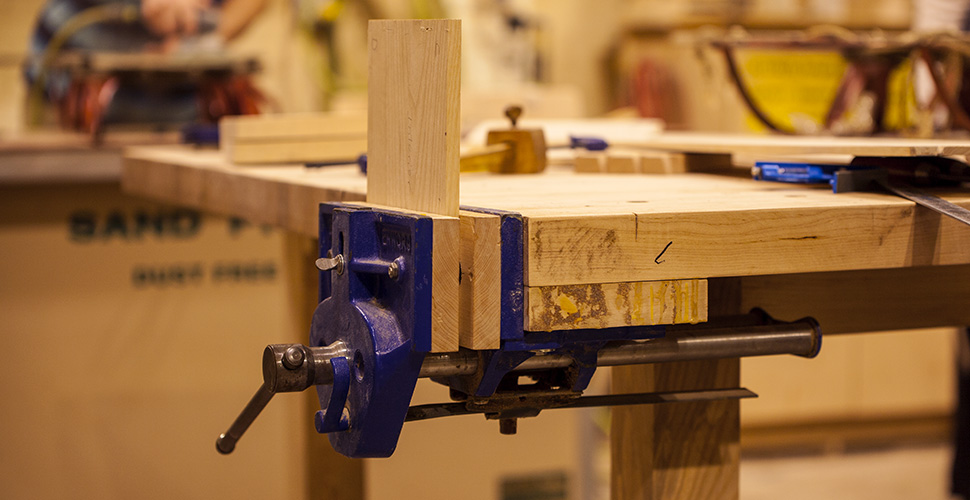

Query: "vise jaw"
(311, 203), (433, 457)
(216, 203), (437, 458)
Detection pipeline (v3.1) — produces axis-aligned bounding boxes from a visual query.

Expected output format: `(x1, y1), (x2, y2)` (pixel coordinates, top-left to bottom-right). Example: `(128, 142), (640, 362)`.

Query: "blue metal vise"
(310, 203), (433, 457)
(216, 202), (822, 459)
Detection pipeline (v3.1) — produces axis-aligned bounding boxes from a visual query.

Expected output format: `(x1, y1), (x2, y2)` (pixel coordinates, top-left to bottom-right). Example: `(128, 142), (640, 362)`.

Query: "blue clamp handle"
(569, 135), (609, 151)
(314, 356), (351, 433)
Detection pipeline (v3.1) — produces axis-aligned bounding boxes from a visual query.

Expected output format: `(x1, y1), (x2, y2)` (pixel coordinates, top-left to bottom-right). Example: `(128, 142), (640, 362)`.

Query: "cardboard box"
(0, 183), (305, 499)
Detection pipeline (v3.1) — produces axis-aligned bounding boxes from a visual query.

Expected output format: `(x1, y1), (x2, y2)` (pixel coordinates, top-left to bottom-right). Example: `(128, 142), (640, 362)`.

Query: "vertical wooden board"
(459, 211), (502, 349)
(432, 217), (461, 352)
(367, 19), (461, 217)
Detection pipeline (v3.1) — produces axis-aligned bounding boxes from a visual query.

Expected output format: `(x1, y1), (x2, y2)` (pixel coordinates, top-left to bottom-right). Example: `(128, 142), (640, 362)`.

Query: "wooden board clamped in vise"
(484, 105), (547, 174)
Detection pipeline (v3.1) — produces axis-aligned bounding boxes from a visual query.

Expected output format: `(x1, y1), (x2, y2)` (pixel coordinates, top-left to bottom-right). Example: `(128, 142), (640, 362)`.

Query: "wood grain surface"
(122, 147), (970, 288)
(366, 19), (461, 217)
(458, 210), (502, 348)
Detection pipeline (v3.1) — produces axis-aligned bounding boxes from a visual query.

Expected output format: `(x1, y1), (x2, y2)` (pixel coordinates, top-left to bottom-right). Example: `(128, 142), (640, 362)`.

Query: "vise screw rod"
(418, 318), (821, 378)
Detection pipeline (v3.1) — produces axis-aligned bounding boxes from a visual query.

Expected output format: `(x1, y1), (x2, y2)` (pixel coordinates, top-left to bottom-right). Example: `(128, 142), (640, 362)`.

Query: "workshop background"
(0, 1), (960, 499)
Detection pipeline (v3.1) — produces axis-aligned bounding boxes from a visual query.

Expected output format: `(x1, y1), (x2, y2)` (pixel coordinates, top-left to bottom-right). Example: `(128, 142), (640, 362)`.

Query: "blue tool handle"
(753, 162), (837, 184)
(569, 135), (609, 151)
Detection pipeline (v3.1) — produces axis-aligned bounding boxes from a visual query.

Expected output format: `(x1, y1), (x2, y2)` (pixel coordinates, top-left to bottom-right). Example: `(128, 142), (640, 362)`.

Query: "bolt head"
(282, 346), (305, 370)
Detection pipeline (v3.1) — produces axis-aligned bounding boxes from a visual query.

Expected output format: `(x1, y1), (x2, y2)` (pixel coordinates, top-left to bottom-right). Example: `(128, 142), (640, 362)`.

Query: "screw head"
(281, 346), (305, 370)
(387, 257), (405, 280)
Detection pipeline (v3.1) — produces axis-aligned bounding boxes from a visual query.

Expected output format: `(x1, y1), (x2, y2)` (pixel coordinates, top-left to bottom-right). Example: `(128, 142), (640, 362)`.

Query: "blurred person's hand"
(141, 0), (213, 37)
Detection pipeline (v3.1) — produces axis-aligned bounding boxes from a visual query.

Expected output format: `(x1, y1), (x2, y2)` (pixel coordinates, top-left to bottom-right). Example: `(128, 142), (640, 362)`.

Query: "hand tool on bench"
(753, 156), (970, 226)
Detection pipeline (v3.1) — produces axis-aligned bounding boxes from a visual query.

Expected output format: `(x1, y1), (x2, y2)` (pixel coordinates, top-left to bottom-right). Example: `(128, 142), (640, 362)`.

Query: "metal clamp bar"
(418, 317), (821, 378)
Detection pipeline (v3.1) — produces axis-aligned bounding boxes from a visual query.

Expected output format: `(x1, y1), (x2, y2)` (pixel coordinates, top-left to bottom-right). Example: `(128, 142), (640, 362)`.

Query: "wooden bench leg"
(610, 279), (741, 500)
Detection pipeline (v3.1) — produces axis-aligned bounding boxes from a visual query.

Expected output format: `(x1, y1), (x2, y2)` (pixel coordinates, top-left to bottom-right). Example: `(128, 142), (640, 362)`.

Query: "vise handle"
(216, 341), (348, 454)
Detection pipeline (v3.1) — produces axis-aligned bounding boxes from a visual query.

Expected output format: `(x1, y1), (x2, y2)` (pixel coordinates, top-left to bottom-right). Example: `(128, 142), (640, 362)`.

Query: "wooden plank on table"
(221, 113), (367, 141)
(524, 279), (707, 332)
(367, 19), (461, 217)
(611, 278), (741, 500)
(367, 19), (462, 352)
(459, 210), (501, 348)
(220, 113), (367, 165)
(576, 150), (733, 175)
(632, 132), (970, 157)
(226, 138), (368, 165)
(740, 264), (970, 334)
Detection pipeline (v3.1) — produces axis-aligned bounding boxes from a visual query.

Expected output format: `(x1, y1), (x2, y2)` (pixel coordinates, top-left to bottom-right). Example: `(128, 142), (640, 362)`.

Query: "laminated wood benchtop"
(123, 145), (970, 286)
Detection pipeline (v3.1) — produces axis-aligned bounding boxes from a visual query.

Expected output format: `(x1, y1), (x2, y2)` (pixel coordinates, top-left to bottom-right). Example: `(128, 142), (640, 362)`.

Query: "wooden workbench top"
(123, 144), (970, 286)
(1, 130), (178, 185)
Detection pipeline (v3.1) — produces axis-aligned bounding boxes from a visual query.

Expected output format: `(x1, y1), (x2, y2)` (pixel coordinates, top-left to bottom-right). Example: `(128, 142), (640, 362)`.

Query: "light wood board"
(220, 113), (367, 165)
(628, 132), (970, 157)
(221, 113), (367, 141)
(226, 139), (368, 165)
(366, 19), (461, 217)
(459, 211), (502, 348)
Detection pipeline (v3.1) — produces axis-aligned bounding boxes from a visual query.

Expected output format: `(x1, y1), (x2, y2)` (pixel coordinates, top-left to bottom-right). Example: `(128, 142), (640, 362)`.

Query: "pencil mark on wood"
(655, 241), (673, 264)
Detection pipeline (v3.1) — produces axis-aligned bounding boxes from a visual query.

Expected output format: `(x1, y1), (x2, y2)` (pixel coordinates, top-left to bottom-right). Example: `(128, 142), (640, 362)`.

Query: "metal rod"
(419, 351), (479, 377)
(417, 318), (821, 378)
(215, 384), (274, 454)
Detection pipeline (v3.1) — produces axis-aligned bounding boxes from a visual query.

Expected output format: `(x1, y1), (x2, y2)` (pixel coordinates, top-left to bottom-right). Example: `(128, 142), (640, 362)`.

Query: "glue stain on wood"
(525, 279), (708, 331)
